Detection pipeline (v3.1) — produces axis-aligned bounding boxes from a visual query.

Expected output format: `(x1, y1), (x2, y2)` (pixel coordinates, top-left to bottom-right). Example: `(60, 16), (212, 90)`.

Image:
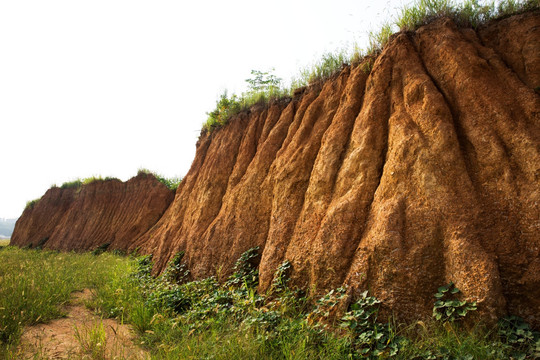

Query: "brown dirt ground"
(15, 289), (149, 360)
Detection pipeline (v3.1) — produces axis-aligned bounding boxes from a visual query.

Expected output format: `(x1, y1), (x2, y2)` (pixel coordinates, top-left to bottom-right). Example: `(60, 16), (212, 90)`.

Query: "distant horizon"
(0, 218), (16, 238)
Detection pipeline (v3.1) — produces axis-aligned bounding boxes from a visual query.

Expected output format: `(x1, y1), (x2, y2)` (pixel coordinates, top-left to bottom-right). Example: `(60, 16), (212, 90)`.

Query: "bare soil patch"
(15, 289), (148, 359)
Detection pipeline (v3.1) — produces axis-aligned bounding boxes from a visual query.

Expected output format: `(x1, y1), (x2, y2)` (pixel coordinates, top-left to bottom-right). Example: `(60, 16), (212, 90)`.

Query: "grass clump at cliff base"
(202, 0), (539, 133)
(1, 246), (539, 359)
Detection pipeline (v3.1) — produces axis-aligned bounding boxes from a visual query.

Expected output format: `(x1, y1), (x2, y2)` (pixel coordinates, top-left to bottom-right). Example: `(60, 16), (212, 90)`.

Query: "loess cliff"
(132, 13), (540, 326)
(11, 173), (174, 251)
(12, 12), (540, 327)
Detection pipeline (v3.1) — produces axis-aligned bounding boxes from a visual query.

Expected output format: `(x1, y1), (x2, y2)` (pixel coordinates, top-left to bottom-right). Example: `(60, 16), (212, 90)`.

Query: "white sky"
(0, 0), (414, 219)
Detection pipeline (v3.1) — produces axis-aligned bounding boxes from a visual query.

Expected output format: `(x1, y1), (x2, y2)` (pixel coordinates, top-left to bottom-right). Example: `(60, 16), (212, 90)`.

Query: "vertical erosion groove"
(281, 65), (368, 290)
(258, 68), (351, 289)
(412, 17), (539, 324)
(301, 50), (394, 293)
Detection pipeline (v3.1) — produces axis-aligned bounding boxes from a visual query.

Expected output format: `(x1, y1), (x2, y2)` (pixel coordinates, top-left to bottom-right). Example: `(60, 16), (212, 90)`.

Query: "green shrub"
(203, 90), (242, 132)
(25, 198), (41, 210)
(60, 179), (83, 189)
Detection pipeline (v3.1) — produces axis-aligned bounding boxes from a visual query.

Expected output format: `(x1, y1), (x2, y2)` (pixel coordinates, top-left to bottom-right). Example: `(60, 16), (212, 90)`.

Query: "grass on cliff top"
(202, 0), (539, 134)
(2, 246), (538, 359)
(23, 176), (120, 211)
(24, 171), (182, 211)
(58, 175), (120, 190)
(137, 168), (182, 191)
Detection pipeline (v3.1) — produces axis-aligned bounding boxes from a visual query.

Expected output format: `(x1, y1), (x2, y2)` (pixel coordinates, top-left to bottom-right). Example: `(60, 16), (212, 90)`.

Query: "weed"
(396, 0), (456, 31)
(498, 316), (540, 359)
(341, 291), (405, 358)
(432, 282), (477, 323)
(161, 251), (190, 285)
(203, 90), (242, 132)
(270, 260), (292, 295)
(58, 176), (119, 191)
(225, 246), (260, 289)
(74, 320), (108, 359)
(92, 242), (111, 256)
(307, 287), (348, 328)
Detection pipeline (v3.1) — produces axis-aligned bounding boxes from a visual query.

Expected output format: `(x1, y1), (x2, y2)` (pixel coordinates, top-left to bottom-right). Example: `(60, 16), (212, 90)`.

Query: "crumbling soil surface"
(15, 290), (148, 360)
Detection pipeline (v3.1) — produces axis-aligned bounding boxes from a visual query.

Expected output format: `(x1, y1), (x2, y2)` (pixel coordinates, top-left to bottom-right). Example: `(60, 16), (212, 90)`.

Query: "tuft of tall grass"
(367, 23), (395, 55)
(396, 0), (456, 31)
(74, 320), (108, 360)
(292, 51), (350, 89)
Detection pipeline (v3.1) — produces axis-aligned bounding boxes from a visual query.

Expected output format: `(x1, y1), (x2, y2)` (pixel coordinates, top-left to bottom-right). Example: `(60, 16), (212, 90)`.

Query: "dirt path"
(15, 289), (149, 359)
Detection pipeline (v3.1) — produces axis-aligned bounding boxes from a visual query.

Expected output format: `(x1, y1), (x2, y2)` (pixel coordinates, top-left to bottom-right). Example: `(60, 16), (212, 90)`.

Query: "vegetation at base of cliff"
(0, 239), (9, 247)
(137, 168), (182, 191)
(202, 0), (540, 134)
(0, 246), (134, 357)
(2, 246), (538, 359)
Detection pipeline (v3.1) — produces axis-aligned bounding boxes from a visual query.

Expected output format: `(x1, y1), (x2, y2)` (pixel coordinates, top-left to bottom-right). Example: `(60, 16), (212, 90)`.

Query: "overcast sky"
(0, 0), (415, 219)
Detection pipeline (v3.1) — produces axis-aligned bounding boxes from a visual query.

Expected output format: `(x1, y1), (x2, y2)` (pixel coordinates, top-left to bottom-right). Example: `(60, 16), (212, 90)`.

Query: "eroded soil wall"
(133, 13), (540, 326)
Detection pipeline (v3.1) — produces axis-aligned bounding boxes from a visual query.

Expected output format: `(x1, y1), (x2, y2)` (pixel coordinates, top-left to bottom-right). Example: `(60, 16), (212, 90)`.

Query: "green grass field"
(0, 246), (134, 358)
(0, 239), (9, 247)
(0, 246), (538, 359)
